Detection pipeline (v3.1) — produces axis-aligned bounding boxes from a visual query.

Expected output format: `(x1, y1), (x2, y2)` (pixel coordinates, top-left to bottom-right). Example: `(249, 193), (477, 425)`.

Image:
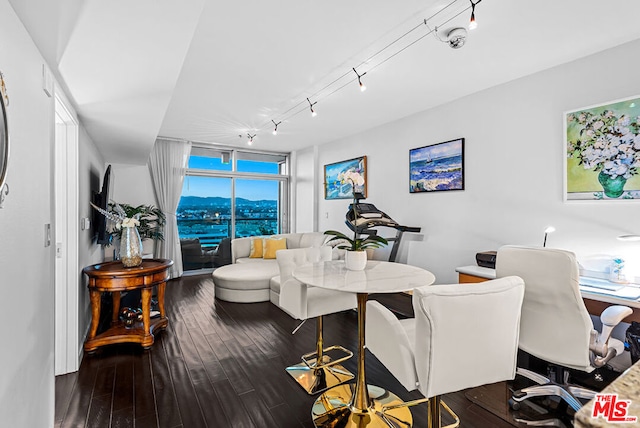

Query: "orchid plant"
(91, 201), (140, 230)
(91, 201), (165, 245)
(324, 170), (388, 251)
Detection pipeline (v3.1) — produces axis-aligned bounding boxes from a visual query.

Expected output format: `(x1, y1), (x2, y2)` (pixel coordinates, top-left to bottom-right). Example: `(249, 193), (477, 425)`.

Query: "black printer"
(476, 251), (497, 269)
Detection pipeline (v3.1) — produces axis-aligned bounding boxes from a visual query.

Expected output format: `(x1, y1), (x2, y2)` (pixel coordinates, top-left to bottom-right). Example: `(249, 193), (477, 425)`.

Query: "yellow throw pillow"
(249, 238), (264, 258)
(263, 238), (287, 259)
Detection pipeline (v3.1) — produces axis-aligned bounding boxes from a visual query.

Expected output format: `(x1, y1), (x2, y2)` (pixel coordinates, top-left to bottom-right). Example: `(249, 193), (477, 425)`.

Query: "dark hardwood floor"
(55, 273), (521, 428)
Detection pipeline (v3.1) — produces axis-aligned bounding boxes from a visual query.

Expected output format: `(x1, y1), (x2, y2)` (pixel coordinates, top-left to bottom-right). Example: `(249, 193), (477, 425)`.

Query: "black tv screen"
(93, 165), (111, 245)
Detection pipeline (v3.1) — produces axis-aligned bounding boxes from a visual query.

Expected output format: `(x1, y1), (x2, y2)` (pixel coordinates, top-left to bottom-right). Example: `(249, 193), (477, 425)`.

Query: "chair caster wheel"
(508, 398), (521, 411)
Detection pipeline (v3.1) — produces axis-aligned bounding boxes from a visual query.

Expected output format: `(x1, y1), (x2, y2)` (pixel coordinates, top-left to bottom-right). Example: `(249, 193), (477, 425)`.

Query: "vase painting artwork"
(410, 138), (464, 193)
(565, 95), (640, 200)
(324, 156), (367, 200)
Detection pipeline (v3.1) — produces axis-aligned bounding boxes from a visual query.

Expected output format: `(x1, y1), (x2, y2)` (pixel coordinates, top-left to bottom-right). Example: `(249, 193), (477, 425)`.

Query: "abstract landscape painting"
(324, 156), (367, 199)
(410, 138), (464, 193)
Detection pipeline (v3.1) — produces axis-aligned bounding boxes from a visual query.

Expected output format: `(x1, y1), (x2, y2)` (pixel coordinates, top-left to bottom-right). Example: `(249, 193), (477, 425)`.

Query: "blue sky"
(182, 157), (280, 200)
(410, 139), (462, 162)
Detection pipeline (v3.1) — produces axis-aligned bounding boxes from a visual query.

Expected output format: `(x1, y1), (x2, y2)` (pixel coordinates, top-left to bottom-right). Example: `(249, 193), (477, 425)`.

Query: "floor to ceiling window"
(177, 146), (289, 271)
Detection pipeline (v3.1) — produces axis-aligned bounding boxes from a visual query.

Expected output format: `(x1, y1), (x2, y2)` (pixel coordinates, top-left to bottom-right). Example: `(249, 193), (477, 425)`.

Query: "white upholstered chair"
(276, 247), (357, 394)
(366, 276), (525, 427)
(496, 245), (632, 420)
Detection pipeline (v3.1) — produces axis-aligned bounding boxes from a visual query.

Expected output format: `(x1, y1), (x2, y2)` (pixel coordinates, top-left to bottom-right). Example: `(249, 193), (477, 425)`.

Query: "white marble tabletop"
(293, 260), (435, 294)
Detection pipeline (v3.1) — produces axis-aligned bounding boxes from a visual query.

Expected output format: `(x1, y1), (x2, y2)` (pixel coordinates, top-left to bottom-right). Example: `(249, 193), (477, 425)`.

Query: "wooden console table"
(83, 258), (173, 353)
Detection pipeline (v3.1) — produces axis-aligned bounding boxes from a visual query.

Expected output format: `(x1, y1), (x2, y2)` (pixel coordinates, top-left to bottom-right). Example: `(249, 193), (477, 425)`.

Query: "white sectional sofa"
(212, 232), (329, 303)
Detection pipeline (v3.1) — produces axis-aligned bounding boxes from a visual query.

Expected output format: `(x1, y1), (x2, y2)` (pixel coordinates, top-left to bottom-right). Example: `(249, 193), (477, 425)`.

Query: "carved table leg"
(88, 290), (101, 340)
(157, 281), (166, 317)
(111, 291), (121, 324)
(141, 287), (153, 348)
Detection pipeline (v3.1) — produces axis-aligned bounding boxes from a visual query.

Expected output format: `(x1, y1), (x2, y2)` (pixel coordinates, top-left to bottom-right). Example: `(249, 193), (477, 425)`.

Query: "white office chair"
(496, 245), (632, 423)
(366, 276), (525, 427)
(276, 247), (357, 394)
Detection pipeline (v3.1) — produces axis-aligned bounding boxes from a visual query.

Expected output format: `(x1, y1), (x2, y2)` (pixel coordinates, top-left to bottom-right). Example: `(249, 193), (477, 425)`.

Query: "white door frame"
(54, 94), (79, 375)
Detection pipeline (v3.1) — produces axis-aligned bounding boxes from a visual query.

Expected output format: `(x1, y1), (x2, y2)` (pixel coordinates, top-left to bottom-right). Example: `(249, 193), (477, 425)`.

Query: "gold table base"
(312, 383), (413, 428)
(286, 360), (354, 395)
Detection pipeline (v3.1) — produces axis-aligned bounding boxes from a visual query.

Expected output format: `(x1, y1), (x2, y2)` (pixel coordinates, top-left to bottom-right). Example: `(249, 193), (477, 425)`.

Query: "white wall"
(110, 162), (156, 206)
(78, 125), (104, 353)
(310, 38), (640, 284)
(294, 146), (317, 233)
(0, 0), (55, 425)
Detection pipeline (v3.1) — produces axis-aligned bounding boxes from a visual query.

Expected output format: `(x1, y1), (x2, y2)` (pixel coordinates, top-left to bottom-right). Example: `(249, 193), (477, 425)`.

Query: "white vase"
(345, 250), (367, 271)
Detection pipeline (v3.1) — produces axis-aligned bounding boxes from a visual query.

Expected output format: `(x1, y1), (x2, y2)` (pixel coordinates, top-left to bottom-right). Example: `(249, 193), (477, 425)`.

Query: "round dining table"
(293, 260), (435, 428)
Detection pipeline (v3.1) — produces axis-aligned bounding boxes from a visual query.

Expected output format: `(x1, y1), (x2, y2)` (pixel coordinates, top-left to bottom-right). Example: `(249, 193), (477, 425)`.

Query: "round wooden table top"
(83, 258), (173, 279)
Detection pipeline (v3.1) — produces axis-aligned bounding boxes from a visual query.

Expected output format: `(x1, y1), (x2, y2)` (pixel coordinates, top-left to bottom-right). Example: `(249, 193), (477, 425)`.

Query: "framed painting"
(324, 156), (367, 200)
(565, 95), (640, 200)
(409, 138), (464, 193)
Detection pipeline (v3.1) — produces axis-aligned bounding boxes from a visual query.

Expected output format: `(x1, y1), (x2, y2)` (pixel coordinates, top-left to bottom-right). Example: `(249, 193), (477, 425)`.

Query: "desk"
(294, 260), (435, 428)
(456, 265), (640, 323)
(83, 259), (173, 353)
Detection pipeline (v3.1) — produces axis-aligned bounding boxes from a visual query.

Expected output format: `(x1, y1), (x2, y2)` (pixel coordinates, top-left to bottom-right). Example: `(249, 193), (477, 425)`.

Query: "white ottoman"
(212, 262), (280, 303)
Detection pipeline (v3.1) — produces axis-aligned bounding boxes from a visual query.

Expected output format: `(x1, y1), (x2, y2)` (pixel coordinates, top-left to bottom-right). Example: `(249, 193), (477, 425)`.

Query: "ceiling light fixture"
(307, 97), (317, 117)
(469, 0), (482, 30)
(272, 120), (282, 135)
(352, 67), (367, 92)
(247, 133), (256, 145)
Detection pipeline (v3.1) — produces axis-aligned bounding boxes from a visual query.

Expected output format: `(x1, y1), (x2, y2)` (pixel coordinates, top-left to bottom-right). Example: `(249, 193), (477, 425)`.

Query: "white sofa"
(212, 232), (329, 303)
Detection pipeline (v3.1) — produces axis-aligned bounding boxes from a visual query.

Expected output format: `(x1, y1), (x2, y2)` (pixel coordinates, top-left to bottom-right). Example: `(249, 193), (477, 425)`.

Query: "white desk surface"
(456, 265), (640, 309)
(294, 260), (435, 294)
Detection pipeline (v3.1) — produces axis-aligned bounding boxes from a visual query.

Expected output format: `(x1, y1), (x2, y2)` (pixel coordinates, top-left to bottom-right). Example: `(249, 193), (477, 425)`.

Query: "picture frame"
(409, 138), (464, 193)
(565, 95), (640, 201)
(324, 156), (367, 200)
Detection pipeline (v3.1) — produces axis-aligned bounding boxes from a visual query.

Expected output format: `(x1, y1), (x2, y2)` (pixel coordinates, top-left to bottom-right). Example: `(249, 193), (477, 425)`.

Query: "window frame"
(182, 145), (290, 241)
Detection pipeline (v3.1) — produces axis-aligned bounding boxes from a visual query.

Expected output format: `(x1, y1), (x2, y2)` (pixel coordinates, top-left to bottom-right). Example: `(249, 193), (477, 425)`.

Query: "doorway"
(54, 94), (79, 375)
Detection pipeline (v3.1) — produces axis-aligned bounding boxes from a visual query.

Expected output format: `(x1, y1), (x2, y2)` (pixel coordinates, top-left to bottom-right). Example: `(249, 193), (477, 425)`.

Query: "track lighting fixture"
(352, 67), (367, 92)
(469, 0), (482, 30)
(247, 133), (256, 145)
(272, 120), (281, 135)
(307, 97), (317, 117)
(248, 1), (490, 137)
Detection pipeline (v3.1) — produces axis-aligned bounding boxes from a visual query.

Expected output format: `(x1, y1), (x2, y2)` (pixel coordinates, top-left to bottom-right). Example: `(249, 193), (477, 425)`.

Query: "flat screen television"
(92, 165), (111, 245)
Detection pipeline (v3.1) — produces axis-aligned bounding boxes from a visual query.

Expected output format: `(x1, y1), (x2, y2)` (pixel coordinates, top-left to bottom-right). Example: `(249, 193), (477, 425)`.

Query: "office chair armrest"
(589, 305), (632, 367)
(600, 305), (633, 327)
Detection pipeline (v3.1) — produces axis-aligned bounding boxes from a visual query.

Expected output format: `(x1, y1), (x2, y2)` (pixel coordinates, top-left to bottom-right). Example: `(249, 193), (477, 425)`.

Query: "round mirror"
(0, 79), (8, 192)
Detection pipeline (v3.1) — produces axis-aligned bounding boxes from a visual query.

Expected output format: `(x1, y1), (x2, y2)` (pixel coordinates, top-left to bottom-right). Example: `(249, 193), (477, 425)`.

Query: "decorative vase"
(345, 250), (367, 271)
(120, 226), (143, 267)
(598, 170), (627, 198)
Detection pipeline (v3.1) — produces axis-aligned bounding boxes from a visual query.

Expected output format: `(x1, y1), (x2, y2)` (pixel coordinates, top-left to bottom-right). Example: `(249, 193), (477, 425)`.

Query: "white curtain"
(148, 138), (192, 278)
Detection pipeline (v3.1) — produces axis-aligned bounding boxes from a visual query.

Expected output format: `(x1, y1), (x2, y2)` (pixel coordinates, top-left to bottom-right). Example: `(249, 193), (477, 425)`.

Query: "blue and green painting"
(410, 138), (464, 193)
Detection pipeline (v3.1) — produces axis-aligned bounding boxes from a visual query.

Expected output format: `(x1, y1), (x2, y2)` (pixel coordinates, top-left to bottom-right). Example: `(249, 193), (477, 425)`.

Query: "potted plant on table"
(91, 202), (166, 262)
(324, 170), (387, 270)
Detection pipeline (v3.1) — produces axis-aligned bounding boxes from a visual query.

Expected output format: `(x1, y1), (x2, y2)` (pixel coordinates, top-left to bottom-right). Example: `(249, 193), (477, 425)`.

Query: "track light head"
(272, 120), (281, 135)
(469, 0), (481, 30)
(353, 68), (367, 92)
(307, 98), (317, 117)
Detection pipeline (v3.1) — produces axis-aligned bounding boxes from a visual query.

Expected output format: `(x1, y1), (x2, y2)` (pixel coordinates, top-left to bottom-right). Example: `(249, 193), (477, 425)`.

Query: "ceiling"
(9, 0), (640, 164)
